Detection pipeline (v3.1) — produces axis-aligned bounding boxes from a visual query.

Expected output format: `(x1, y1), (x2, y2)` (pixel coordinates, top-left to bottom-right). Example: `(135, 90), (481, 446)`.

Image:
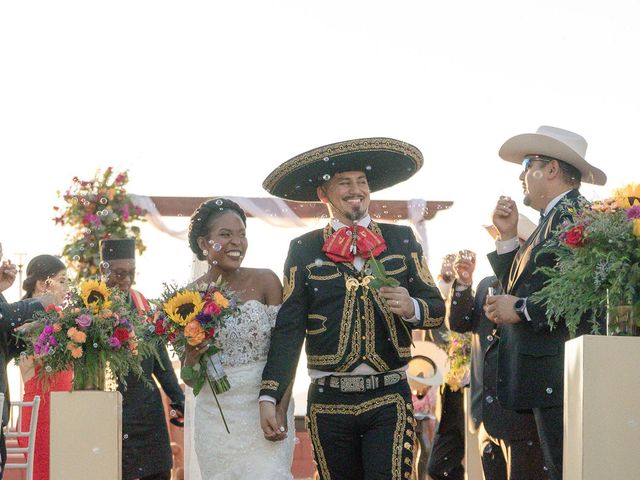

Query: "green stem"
(202, 359), (230, 434)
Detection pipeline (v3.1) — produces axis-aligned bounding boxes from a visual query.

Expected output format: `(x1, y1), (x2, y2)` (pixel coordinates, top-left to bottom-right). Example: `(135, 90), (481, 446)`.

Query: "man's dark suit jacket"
(447, 275), (538, 440)
(487, 189), (601, 411)
(0, 294), (42, 424)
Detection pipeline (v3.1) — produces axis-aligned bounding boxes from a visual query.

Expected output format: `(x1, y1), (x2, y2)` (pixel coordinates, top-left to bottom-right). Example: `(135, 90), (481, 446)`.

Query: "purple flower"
(50, 337), (58, 347)
(43, 325), (54, 335)
(626, 205), (640, 220)
(76, 314), (93, 328)
(108, 336), (121, 348)
(34, 344), (42, 355)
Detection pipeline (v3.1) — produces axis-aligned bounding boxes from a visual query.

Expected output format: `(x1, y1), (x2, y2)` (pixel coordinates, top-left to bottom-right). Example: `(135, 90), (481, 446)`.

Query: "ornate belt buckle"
(383, 372), (401, 386)
(340, 376), (365, 392)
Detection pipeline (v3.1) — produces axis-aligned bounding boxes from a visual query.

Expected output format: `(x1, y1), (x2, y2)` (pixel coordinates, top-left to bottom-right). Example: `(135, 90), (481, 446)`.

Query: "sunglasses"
(522, 154), (557, 171)
(629, 196), (640, 206)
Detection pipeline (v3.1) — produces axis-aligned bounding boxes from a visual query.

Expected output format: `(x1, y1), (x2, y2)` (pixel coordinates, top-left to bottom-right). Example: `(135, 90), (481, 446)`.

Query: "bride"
(183, 198), (294, 479)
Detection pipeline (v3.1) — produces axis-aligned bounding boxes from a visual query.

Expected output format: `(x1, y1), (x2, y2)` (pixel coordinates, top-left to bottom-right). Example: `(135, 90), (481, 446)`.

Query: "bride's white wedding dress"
(194, 300), (295, 479)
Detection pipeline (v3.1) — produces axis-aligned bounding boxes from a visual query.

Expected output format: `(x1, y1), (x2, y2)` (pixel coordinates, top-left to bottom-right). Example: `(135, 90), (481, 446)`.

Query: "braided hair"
(188, 198), (247, 261)
(22, 254), (66, 299)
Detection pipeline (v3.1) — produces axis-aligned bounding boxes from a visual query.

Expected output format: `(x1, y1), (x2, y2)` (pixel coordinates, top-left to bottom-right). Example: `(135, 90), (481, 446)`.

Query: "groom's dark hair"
(188, 198), (247, 260)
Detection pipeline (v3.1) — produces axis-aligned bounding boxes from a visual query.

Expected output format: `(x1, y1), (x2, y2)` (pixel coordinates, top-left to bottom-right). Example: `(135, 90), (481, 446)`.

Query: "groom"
(259, 138), (445, 479)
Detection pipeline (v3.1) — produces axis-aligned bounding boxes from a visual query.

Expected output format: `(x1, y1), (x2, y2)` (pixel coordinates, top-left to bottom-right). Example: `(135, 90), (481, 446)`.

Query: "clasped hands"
(259, 401), (288, 442)
(484, 294), (521, 325)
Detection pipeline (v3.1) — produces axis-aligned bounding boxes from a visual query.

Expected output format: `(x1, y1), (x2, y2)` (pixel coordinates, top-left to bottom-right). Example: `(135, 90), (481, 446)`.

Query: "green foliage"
(532, 199), (640, 337)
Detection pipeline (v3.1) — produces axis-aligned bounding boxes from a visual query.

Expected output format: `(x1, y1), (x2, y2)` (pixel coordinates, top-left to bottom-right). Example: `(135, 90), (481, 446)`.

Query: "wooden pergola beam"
(149, 197), (453, 221)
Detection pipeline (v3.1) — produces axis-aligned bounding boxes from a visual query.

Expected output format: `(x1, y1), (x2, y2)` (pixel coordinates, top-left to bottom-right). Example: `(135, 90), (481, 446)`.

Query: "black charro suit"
(487, 189), (603, 480)
(447, 276), (545, 480)
(261, 221), (445, 480)
(0, 294), (43, 478)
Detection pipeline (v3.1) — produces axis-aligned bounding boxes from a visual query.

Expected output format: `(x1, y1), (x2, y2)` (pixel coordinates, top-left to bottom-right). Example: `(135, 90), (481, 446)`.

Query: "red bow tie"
(322, 225), (387, 263)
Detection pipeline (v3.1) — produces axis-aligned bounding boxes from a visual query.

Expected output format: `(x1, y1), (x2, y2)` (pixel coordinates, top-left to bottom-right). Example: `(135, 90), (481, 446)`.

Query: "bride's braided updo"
(188, 198), (247, 261)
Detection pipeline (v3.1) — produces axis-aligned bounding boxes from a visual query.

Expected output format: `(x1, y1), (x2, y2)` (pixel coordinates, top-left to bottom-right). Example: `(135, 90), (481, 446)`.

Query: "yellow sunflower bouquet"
(149, 281), (238, 432)
(17, 279), (152, 391)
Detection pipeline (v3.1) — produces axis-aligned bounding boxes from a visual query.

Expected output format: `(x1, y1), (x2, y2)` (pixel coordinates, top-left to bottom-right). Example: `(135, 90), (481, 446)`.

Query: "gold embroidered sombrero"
(263, 137), (424, 202)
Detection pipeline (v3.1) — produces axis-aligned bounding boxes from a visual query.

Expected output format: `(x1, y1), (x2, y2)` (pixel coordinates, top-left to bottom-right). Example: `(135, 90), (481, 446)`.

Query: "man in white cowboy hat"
(484, 126), (606, 480)
(447, 216), (545, 480)
(259, 137), (445, 479)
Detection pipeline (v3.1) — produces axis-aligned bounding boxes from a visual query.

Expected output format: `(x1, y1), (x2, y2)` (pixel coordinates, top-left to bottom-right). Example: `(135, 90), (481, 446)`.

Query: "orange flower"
(101, 309), (113, 319)
(52, 323), (62, 333)
(128, 339), (139, 356)
(67, 342), (83, 358)
(633, 219), (640, 237)
(184, 320), (206, 346)
(67, 327), (87, 343)
(213, 291), (230, 309)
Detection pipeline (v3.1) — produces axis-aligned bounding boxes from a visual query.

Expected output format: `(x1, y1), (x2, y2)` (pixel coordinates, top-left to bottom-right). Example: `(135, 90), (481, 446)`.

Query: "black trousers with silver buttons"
(427, 384), (465, 480)
(306, 380), (415, 480)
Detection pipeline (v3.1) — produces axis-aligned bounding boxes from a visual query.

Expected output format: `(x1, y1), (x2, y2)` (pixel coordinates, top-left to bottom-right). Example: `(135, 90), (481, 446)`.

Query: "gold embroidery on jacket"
(417, 298), (444, 328)
(370, 289), (411, 359)
(261, 380), (279, 391)
(411, 253), (436, 286)
(307, 284), (356, 366)
(283, 266), (297, 303)
(380, 254), (407, 276)
(307, 314), (328, 335)
(307, 261), (342, 281)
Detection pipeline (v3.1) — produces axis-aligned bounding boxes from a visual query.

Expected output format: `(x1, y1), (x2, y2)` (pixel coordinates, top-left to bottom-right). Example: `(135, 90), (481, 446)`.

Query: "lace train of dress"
(193, 301), (294, 480)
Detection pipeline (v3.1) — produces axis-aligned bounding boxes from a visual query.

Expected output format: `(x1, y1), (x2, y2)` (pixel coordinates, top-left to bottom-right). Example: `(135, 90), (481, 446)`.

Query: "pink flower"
(121, 204), (130, 221)
(108, 336), (121, 348)
(626, 205), (640, 220)
(75, 314), (92, 328)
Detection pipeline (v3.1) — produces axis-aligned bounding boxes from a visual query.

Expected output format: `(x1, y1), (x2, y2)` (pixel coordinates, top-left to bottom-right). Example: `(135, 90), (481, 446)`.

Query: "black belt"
(313, 371), (407, 393)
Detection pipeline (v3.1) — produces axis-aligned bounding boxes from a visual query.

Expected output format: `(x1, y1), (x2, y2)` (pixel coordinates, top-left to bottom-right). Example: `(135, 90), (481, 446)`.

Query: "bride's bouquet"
(149, 280), (238, 432)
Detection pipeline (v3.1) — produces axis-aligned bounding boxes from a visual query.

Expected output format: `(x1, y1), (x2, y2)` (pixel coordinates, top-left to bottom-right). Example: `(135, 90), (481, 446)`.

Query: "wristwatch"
(513, 297), (528, 322)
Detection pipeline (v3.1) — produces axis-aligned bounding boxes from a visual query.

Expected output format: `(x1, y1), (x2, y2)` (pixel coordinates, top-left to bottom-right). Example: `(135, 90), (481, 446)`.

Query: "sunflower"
(613, 183), (640, 209)
(79, 280), (112, 313)
(163, 291), (204, 326)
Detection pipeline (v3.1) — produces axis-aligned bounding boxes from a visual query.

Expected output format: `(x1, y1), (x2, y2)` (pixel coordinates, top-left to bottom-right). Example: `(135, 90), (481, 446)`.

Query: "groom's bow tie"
(322, 225), (386, 263)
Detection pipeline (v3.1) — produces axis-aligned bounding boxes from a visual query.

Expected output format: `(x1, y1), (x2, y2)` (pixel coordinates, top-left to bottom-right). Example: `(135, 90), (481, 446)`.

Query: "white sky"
(1, 0), (638, 299)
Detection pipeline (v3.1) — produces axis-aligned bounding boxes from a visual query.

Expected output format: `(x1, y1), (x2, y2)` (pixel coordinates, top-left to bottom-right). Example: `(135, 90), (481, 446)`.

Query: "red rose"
(114, 327), (130, 343)
(205, 327), (215, 339)
(155, 320), (167, 335)
(564, 225), (586, 248)
(203, 302), (221, 316)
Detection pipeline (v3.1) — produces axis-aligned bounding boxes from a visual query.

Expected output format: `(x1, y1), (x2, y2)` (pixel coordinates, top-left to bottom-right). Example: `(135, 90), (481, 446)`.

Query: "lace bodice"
(217, 300), (280, 367)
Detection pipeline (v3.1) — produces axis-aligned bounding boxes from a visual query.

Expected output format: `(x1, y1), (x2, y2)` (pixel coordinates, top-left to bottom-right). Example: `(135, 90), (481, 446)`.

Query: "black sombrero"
(263, 137), (424, 202)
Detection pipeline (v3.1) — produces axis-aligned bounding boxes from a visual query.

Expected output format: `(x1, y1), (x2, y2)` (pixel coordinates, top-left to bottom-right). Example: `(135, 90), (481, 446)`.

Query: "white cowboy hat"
(498, 125), (607, 186)
(408, 341), (444, 388)
(484, 213), (537, 242)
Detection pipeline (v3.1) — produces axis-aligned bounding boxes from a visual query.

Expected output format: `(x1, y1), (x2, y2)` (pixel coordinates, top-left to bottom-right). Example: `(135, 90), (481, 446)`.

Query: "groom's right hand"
(259, 401), (287, 442)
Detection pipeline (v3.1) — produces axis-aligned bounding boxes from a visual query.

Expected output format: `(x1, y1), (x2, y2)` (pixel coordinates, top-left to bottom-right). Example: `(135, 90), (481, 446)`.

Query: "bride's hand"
(183, 341), (210, 367)
(260, 401), (287, 442)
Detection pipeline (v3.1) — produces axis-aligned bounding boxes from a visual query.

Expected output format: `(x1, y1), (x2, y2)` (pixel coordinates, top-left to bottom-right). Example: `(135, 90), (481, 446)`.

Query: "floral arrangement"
(148, 280), (239, 432)
(443, 331), (471, 392)
(532, 183), (640, 337)
(54, 167), (146, 279)
(17, 280), (151, 391)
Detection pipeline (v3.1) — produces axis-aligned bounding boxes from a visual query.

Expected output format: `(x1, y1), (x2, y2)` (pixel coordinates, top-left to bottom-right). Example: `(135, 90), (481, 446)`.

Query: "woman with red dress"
(16, 255), (72, 480)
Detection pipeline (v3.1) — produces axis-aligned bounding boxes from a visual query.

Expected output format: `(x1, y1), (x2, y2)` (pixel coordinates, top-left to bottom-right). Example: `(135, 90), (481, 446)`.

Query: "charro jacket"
(260, 222), (445, 401)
